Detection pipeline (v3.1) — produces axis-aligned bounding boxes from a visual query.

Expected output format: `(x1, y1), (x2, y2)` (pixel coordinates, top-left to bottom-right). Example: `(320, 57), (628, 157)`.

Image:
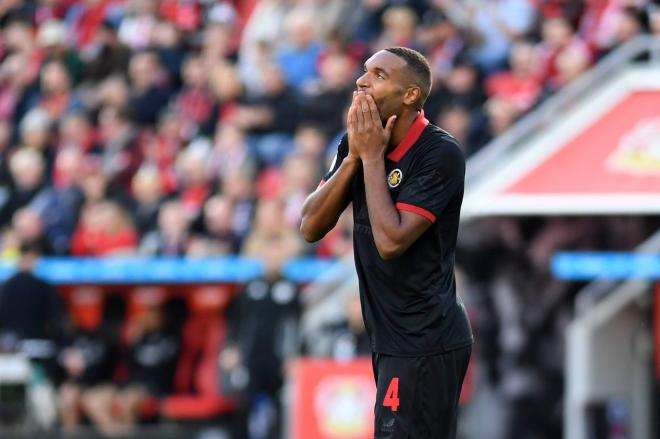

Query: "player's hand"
(348, 91), (397, 163)
(346, 91), (362, 163)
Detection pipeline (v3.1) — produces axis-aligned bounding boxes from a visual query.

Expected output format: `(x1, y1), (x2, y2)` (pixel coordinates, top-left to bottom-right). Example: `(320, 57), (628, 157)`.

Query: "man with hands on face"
(301, 47), (472, 439)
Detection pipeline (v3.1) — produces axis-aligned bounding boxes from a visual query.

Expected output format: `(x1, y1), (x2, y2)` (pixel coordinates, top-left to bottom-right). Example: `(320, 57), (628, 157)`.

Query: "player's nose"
(356, 73), (369, 90)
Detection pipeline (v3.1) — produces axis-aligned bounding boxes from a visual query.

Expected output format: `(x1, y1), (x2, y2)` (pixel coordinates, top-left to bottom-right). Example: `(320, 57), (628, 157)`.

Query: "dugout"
(0, 256), (337, 436)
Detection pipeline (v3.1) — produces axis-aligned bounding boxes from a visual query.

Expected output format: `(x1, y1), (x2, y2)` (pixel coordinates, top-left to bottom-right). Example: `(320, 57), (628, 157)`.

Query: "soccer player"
(300, 47), (472, 438)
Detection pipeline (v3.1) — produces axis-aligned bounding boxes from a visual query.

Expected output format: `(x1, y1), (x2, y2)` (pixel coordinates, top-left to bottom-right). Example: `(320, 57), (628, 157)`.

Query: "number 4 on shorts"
(383, 377), (400, 412)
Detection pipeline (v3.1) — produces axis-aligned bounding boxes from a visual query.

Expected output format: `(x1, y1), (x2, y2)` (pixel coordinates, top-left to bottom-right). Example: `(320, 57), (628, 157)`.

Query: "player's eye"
(377, 73), (385, 79)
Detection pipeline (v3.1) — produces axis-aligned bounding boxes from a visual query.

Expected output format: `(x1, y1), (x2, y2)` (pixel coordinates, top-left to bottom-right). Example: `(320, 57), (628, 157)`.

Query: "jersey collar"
(386, 110), (430, 162)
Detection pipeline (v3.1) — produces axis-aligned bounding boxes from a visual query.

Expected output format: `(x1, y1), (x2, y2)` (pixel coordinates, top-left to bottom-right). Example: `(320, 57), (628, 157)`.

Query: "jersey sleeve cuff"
(318, 179), (326, 188)
(396, 202), (437, 223)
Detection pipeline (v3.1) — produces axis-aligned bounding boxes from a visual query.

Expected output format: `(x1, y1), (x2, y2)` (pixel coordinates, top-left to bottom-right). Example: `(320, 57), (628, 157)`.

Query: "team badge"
(387, 169), (403, 188)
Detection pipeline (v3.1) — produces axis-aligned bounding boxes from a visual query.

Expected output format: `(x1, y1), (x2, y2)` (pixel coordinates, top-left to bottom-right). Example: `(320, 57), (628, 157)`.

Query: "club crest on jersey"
(387, 169), (403, 188)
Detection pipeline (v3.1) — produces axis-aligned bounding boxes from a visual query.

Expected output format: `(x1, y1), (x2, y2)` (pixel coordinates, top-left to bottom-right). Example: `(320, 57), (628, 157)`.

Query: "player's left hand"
(349, 91), (397, 163)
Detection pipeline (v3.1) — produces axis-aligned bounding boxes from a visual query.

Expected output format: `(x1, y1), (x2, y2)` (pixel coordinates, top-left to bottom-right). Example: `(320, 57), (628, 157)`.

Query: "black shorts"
(372, 345), (471, 439)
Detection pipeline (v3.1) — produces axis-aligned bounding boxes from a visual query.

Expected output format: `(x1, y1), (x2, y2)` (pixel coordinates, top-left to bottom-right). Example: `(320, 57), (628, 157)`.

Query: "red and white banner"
(291, 359), (376, 439)
(464, 69), (660, 217)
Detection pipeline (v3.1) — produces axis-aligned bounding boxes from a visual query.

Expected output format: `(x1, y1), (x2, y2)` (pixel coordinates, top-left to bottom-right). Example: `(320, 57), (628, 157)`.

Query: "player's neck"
(388, 110), (419, 148)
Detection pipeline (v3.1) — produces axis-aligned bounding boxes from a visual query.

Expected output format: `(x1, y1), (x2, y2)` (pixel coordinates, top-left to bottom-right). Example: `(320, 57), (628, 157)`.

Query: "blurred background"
(0, 0), (659, 438)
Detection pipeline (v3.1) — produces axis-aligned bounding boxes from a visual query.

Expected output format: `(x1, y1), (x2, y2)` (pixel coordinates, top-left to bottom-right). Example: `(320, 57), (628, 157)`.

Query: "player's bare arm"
(352, 92), (432, 260)
(300, 94), (362, 242)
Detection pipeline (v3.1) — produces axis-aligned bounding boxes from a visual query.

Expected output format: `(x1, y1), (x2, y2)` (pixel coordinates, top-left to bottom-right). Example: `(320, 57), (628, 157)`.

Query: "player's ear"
(403, 86), (421, 107)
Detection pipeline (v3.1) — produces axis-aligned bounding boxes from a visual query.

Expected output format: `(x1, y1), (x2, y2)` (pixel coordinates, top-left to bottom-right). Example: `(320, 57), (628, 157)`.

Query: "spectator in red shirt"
(173, 55), (215, 137)
(70, 201), (138, 256)
(535, 15), (591, 85)
(485, 40), (543, 112)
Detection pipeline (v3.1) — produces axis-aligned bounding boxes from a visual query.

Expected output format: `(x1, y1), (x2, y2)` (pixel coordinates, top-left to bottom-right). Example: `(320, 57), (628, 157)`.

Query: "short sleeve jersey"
(322, 111), (473, 356)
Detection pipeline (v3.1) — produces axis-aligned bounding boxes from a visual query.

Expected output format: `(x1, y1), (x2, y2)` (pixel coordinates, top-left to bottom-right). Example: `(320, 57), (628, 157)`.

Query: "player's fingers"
(384, 115), (397, 139)
(360, 92), (370, 115)
(355, 93), (366, 132)
(348, 92), (357, 128)
(366, 94), (381, 127)
(360, 93), (374, 131)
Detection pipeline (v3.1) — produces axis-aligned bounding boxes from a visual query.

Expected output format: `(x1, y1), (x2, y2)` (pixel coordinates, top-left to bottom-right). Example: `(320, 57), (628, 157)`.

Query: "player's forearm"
(362, 159), (406, 260)
(300, 157), (359, 242)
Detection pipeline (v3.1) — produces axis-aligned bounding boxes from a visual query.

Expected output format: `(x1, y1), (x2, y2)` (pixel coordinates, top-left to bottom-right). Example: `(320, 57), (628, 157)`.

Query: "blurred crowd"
(1, 0), (660, 437)
(0, 0), (659, 260)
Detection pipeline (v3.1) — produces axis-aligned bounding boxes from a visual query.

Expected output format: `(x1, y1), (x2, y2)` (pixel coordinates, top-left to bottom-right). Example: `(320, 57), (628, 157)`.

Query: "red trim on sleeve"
(396, 202), (436, 223)
(318, 179), (326, 188)
(387, 111), (430, 162)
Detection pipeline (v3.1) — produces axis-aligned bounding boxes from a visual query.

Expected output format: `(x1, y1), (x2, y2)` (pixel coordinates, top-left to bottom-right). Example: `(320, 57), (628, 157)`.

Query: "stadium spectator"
(649, 3), (660, 35)
(36, 20), (84, 85)
(70, 201), (138, 257)
(83, 75), (131, 123)
(139, 199), (192, 256)
(314, 208), (354, 258)
(95, 105), (142, 189)
(3, 207), (55, 257)
(314, 292), (371, 361)
(276, 7), (325, 93)
(130, 165), (165, 236)
(241, 198), (302, 261)
(207, 123), (253, 182)
(279, 152), (318, 228)
(0, 240), (61, 342)
(551, 42), (592, 88)
(173, 55), (215, 138)
(220, 167), (257, 244)
(0, 52), (36, 122)
(535, 14), (591, 86)
(57, 289), (120, 433)
(83, 19), (132, 83)
(608, 5), (649, 51)
(127, 50), (172, 126)
(82, 293), (181, 436)
(118, 0), (159, 51)
(30, 147), (85, 255)
(373, 5), (420, 51)
(173, 142), (213, 219)
(55, 111), (97, 153)
(436, 104), (477, 155)
(0, 119), (12, 183)
(290, 124), (329, 172)
(237, 62), (300, 166)
(204, 61), (245, 135)
(196, 194), (242, 256)
(201, 2), (239, 68)
(221, 233), (301, 439)
(300, 53), (355, 138)
(32, 59), (84, 121)
(0, 147), (48, 226)
(485, 40), (543, 112)
(426, 57), (486, 122)
(461, 0), (536, 72)
(150, 19), (186, 86)
(417, 8), (466, 83)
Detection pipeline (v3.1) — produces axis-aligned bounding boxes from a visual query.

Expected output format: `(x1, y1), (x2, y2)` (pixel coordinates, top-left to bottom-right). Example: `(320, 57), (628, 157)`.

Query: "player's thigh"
(373, 354), (417, 439)
(422, 346), (472, 438)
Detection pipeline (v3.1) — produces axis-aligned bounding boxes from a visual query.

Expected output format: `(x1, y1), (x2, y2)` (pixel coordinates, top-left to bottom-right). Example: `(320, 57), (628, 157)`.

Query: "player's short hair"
(385, 47), (432, 109)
